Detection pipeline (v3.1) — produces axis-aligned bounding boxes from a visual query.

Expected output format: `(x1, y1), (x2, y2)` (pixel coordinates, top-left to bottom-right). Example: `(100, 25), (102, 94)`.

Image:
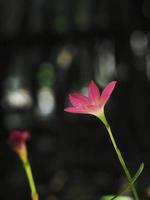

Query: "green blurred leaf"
(111, 162), (144, 200)
(101, 195), (133, 200)
(38, 62), (54, 88)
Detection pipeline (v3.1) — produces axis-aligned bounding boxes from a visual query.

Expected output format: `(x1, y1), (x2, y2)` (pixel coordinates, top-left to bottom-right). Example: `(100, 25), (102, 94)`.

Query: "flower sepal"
(98, 111), (109, 128)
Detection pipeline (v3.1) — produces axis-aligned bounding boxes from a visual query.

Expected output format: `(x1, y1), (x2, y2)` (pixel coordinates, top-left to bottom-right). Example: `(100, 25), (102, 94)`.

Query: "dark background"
(0, 0), (150, 199)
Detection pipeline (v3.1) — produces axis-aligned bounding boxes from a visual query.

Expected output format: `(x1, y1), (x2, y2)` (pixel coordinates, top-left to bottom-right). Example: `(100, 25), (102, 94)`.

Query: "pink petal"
(69, 93), (89, 107)
(100, 81), (117, 107)
(64, 107), (87, 114)
(8, 129), (30, 148)
(64, 105), (101, 116)
(21, 131), (30, 140)
(88, 80), (101, 104)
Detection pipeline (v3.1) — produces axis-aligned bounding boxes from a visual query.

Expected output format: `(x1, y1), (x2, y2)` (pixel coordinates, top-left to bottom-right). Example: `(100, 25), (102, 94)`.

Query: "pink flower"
(8, 129), (30, 161)
(8, 129), (30, 148)
(64, 80), (116, 121)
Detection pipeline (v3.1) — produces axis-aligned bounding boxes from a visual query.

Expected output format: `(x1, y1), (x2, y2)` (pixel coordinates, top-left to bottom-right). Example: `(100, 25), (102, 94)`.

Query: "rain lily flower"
(8, 129), (38, 200)
(64, 80), (116, 126)
(64, 80), (143, 200)
(8, 129), (30, 161)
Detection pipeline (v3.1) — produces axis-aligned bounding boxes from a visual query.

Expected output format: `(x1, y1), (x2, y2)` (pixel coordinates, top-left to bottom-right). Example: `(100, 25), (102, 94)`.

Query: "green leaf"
(111, 162), (144, 200)
(101, 195), (134, 200)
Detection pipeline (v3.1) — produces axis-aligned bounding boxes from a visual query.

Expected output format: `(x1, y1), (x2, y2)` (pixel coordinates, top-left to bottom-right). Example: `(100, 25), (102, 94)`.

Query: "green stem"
(99, 115), (139, 200)
(22, 160), (38, 200)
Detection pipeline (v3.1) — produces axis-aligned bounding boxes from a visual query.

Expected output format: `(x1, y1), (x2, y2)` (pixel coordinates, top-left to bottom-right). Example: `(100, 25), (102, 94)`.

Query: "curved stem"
(98, 115), (139, 200)
(107, 126), (139, 200)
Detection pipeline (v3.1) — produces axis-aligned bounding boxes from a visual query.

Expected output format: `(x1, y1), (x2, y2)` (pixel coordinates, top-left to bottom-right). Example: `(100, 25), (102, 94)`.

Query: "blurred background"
(0, 0), (150, 199)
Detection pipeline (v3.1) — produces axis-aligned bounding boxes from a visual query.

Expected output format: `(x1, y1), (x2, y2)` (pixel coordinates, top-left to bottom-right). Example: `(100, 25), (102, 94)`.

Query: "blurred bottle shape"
(2, 49), (34, 130)
(94, 40), (116, 87)
(53, 44), (77, 116)
(56, 45), (76, 71)
(2, 52), (33, 109)
(36, 62), (55, 119)
(130, 30), (148, 72)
